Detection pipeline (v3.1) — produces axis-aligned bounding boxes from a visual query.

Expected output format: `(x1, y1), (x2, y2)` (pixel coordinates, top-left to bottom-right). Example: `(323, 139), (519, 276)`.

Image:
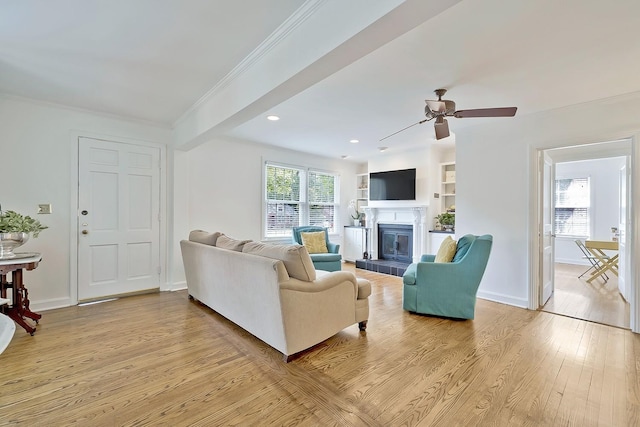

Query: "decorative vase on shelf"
(353, 219), (360, 226)
(0, 232), (29, 259)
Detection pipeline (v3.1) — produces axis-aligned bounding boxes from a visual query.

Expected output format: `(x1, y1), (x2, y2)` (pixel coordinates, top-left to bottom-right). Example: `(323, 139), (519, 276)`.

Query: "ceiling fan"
(380, 89), (517, 141)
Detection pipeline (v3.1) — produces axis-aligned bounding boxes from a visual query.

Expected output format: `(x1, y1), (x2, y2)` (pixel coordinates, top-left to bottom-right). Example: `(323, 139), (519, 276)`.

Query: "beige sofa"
(180, 230), (370, 361)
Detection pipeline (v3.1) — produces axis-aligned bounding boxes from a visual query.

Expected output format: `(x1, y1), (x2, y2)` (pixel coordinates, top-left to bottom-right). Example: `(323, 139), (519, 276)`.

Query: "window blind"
(264, 164), (339, 237)
(554, 177), (590, 237)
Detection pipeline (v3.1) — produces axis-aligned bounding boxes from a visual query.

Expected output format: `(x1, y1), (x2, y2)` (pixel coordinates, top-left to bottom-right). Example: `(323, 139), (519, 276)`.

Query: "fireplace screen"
(378, 224), (413, 262)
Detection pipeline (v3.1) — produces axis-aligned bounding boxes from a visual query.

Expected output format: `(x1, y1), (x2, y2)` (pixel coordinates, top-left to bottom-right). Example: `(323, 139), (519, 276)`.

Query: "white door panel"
(78, 137), (160, 301)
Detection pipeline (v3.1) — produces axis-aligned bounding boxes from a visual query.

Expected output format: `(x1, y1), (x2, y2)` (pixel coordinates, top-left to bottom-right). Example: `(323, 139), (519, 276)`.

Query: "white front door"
(541, 152), (555, 305)
(78, 137), (161, 301)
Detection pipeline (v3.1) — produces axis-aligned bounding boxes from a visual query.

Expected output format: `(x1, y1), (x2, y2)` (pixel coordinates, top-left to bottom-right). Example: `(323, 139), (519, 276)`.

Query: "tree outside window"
(265, 164), (338, 237)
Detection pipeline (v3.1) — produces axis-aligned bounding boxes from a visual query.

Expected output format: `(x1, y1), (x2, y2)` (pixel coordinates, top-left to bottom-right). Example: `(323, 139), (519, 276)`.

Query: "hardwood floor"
(1, 265), (639, 426)
(543, 263), (630, 329)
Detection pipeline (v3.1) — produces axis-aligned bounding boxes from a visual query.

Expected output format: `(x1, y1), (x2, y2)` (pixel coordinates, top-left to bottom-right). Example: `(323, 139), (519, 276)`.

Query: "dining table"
(584, 240), (619, 283)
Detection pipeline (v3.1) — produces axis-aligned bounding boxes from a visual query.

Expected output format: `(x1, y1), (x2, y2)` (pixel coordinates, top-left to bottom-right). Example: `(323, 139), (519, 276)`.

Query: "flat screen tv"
(369, 168), (416, 201)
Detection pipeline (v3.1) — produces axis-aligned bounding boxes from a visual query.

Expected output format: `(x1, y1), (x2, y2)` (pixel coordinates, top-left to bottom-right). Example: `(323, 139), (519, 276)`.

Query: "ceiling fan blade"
(454, 107), (517, 118)
(379, 118), (429, 142)
(426, 100), (447, 114)
(434, 117), (450, 140)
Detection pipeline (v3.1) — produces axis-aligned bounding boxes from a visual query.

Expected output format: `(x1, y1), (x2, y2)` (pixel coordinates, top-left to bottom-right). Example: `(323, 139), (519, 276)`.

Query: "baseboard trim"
(477, 290), (528, 309)
(30, 297), (73, 312)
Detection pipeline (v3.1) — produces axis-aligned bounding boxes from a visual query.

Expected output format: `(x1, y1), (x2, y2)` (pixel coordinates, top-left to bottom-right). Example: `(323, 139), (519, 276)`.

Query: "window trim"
(263, 161), (340, 240)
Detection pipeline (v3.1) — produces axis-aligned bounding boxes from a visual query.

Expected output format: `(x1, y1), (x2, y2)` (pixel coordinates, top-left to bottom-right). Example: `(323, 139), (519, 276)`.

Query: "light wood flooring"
(542, 263), (630, 329)
(1, 265), (639, 426)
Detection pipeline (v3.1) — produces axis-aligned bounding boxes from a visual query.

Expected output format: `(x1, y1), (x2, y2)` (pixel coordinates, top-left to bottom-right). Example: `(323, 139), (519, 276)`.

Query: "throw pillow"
(188, 230), (221, 246)
(300, 231), (329, 254)
(242, 242), (316, 282)
(216, 234), (252, 252)
(435, 236), (457, 263)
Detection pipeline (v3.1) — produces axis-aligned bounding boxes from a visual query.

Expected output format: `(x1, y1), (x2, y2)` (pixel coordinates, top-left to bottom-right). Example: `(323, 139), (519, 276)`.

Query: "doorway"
(77, 137), (162, 301)
(537, 141), (632, 328)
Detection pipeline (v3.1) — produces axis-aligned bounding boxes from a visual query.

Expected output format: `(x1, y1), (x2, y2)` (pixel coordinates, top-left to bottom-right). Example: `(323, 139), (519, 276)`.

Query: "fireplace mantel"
(362, 205), (428, 262)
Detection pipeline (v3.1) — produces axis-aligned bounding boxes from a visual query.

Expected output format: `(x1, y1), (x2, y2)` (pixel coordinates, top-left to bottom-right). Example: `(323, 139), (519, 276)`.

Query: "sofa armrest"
(327, 242), (340, 253)
(280, 271), (356, 294)
(420, 254), (436, 262)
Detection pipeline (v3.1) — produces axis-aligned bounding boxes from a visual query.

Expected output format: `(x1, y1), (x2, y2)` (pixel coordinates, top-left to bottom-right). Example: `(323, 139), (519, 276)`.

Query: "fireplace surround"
(362, 205), (428, 263)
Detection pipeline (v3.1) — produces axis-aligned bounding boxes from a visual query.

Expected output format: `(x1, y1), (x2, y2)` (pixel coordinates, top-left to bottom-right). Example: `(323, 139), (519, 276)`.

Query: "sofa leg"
(358, 320), (367, 331)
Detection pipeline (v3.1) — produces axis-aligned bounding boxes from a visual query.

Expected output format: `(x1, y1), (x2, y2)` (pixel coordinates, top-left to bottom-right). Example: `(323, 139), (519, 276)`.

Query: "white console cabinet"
(343, 226), (368, 262)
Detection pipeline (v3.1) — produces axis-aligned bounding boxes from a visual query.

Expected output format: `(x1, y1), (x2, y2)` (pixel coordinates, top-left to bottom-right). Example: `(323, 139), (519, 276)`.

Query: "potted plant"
(348, 199), (361, 226)
(0, 209), (48, 259)
(435, 212), (455, 231)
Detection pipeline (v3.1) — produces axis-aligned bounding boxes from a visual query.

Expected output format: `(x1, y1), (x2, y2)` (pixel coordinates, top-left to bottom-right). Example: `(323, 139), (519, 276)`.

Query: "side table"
(0, 253), (42, 335)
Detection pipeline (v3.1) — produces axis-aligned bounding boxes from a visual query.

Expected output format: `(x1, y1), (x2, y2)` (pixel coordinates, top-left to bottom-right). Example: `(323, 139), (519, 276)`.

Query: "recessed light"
(341, 155), (349, 159)
(267, 115), (280, 121)
(349, 139), (359, 144)
(378, 146), (388, 152)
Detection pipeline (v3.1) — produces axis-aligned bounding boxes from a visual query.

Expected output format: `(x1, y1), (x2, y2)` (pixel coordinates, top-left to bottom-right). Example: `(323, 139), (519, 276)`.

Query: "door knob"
(82, 230), (89, 235)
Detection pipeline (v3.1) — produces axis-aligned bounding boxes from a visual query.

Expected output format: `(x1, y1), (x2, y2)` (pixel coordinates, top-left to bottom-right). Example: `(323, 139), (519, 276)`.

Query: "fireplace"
(378, 224), (413, 263)
(355, 205), (428, 277)
(362, 205), (428, 263)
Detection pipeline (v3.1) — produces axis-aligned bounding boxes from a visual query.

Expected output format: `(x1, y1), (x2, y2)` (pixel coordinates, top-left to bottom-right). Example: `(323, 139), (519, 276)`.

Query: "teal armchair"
(292, 226), (342, 271)
(402, 234), (492, 319)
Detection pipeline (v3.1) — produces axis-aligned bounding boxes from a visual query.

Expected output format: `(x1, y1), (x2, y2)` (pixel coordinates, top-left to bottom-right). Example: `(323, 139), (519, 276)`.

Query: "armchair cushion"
(452, 234), (474, 262)
(435, 236), (457, 263)
(300, 231), (329, 254)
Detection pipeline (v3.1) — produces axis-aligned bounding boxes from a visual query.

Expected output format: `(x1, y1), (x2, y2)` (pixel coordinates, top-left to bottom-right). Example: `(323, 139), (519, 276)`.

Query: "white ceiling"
(3, 0), (640, 162)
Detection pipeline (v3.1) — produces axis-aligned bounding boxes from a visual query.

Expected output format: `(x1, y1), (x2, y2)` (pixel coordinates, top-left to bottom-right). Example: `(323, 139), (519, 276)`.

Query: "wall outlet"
(38, 204), (52, 214)
(434, 193), (440, 199)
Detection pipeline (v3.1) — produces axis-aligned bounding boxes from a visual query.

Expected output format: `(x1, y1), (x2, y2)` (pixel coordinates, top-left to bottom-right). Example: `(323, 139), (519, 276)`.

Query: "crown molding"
(174, 0), (327, 128)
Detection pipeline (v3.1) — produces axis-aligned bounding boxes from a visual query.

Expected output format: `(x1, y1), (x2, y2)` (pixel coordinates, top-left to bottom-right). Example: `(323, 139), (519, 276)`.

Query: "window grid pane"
(264, 164), (339, 237)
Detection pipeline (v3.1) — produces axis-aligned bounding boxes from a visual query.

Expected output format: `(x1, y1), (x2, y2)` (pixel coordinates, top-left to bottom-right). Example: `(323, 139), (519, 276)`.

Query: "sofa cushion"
(452, 234), (476, 263)
(435, 236), (457, 263)
(300, 231), (328, 254)
(216, 234), (252, 252)
(189, 230), (221, 246)
(243, 242), (316, 282)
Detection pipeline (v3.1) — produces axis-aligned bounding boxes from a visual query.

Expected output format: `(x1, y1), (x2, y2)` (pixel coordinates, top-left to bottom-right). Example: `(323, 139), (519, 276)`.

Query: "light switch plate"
(38, 204), (52, 214)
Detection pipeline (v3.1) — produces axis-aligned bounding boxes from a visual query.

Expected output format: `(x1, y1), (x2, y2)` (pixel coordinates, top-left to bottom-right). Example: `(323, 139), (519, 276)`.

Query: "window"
(265, 163), (339, 238)
(554, 177), (590, 237)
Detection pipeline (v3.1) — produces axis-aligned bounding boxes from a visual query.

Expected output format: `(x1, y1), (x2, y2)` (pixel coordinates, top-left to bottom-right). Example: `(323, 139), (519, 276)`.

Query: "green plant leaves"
(0, 210), (48, 237)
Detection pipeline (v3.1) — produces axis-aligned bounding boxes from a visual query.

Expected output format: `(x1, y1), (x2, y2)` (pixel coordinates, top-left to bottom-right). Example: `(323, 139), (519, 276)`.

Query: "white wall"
(555, 157), (626, 264)
(366, 144), (452, 227)
(0, 96), (171, 310)
(170, 137), (360, 281)
(456, 91), (640, 310)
